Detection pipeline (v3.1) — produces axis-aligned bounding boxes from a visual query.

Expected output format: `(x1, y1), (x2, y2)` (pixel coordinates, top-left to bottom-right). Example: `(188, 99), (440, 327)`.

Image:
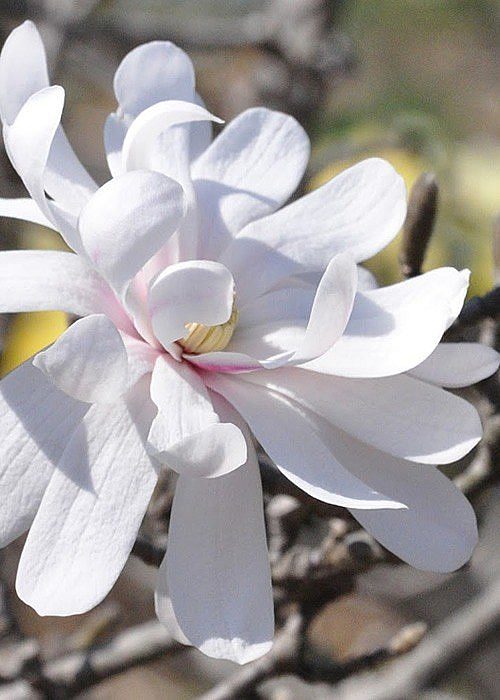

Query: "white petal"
(237, 369), (482, 465)
(306, 268), (470, 378)
(158, 407), (273, 663)
(282, 252), (357, 365)
(0, 197), (55, 228)
(221, 158), (406, 302)
(104, 112), (129, 179)
(185, 350), (262, 373)
(409, 342), (500, 388)
(208, 374), (404, 509)
(16, 377), (157, 616)
(192, 107), (310, 260)
(0, 21), (49, 125)
(78, 170), (184, 294)
(149, 260), (234, 347)
(0, 362), (88, 547)
(113, 41), (195, 117)
(0, 250), (106, 316)
(121, 99), (222, 174)
(350, 462), (477, 572)
(238, 286), (315, 328)
(147, 355), (247, 477)
(33, 315), (128, 404)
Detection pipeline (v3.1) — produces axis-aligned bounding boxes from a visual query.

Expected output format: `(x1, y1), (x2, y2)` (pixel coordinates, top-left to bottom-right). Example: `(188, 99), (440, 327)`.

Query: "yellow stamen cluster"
(178, 304), (239, 354)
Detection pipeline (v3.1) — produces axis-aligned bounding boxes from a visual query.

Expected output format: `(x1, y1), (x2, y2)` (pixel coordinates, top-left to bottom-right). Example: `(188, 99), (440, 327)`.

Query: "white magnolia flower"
(0, 21), (498, 664)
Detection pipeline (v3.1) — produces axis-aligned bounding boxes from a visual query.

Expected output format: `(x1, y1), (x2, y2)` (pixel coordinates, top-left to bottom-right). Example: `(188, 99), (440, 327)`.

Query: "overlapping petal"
(0, 362), (88, 548)
(409, 342), (500, 388)
(192, 107), (310, 260)
(221, 158), (406, 302)
(149, 260), (234, 347)
(16, 377), (157, 616)
(306, 268), (470, 378)
(0, 197), (54, 229)
(157, 397), (273, 663)
(33, 315), (129, 404)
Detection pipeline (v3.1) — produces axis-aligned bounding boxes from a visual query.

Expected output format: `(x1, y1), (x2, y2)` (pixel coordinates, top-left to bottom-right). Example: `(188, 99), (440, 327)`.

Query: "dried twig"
(399, 172), (438, 278)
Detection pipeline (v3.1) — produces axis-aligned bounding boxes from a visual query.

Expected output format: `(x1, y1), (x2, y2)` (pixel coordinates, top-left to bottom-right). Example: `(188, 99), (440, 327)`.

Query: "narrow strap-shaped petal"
(0, 20), (49, 125)
(33, 315), (129, 404)
(78, 170), (184, 295)
(0, 362), (88, 548)
(235, 368), (482, 465)
(192, 107), (310, 261)
(306, 267), (470, 378)
(147, 355), (246, 477)
(121, 99), (222, 174)
(148, 260), (234, 347)
(0, 250), (106, 316)
(207, 373), (405, 509)
(0, 197), (55, 229)
(221, 158), (406, 303)
(16, 376), (157, 616)
(157, 396), (273, 663)
(409, 342), (500, 388)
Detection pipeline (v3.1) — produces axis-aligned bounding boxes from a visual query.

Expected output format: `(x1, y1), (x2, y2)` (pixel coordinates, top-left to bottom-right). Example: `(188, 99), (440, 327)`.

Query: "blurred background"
(0, 1), (498, 698)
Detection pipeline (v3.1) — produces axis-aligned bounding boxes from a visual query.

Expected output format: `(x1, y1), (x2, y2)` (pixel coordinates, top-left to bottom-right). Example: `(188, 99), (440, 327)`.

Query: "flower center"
(178, 302), (238, 354)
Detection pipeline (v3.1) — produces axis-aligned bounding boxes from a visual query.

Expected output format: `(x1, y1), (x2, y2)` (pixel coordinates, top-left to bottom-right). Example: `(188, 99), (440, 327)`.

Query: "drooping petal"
(121, 100), (222, 174)
(0, 22), (97, 215)
(409, 342), (500, 388)
(236, 369), (482, 465)
(148, 260), (234, 347)
(221, 158), (406, 302)
(157, 399), (273, 663)
(33, 315), (128, 404)
(207, 374), (404, 509)
(0, 197), (55, 229)
(113, 41), (195, 117)
(16, 377), (157, 616)
(0, 362), (88, 547)
(0, 250), (106, 316)
(147, 355), (246, 476)
(306, 268), (470, 378)
(78, 170), (184, 295)
(0, 20), (49, 125)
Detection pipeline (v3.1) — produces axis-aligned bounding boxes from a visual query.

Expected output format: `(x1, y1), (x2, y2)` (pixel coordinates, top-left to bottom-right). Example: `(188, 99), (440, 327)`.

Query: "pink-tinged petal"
(147, 355), (246, 476)
(0, 362), (88, 547)
(78, 170), (184, 295)
(221, 158), (406, 303)
(157, 397), (273, 663)
(148, 260), (234, 347)
(16, 377), (157, 616)
(409, 342), (500, 388)
(306, 268), (470, 378)
(33, 315), (128, 404)
(192, 107), (310, 260)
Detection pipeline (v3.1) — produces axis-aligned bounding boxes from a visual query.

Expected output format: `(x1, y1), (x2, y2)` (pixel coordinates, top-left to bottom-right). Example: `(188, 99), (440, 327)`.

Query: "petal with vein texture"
(221, 158), (406, 302)
(149, 260), (234, 347)
(237, 369), (482, 465)
(409, 342), (500, 388)
(0, 250), (106, 316)
(207, 374), (404, 509)
(33, 315), (128, 403)
(306, 268), (470, 378)
(192, 107), (310, 260)
(78, 170), (184, 294)
(158, 398), (273, 663)
(16, 377), (157, 616)
(0, 362), (88, 547)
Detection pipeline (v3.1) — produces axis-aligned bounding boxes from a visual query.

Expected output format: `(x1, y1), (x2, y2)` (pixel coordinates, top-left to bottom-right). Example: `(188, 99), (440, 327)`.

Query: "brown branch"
(399, 172), (438, 278)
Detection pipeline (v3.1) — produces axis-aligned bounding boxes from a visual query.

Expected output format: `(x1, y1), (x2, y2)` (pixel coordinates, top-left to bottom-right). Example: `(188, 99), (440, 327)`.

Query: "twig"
(326, 577), (500, 700)
(399, 172), (438, 278)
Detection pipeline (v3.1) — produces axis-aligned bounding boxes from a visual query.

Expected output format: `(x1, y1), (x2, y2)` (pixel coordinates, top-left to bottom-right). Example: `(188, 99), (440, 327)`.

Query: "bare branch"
(400, 172), (438, 278)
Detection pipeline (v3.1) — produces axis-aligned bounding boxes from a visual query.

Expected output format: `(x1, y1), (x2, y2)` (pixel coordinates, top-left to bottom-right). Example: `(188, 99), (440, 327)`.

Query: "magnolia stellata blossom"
(0, 21), (497, 664)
